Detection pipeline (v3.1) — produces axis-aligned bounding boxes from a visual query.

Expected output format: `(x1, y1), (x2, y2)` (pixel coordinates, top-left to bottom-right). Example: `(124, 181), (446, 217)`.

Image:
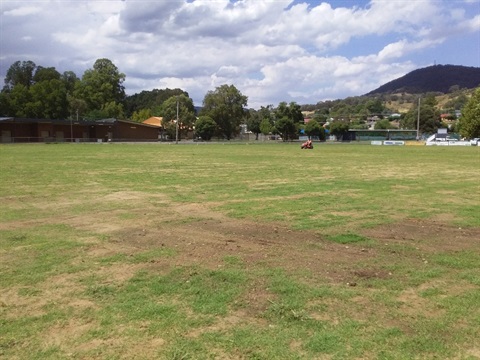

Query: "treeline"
(0, 58), (317, 141)
(0, 59), (127, 120)
(1, 59), (478, 140)
(0, 59), (194, 122)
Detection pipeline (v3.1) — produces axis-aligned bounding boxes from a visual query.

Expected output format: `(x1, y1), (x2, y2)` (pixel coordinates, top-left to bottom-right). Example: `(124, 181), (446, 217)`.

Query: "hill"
(366, 64), (480, 95)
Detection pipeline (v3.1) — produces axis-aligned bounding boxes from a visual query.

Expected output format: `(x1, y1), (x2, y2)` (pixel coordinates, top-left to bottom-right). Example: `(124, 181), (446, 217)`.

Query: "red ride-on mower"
(301, 139), (313, 149)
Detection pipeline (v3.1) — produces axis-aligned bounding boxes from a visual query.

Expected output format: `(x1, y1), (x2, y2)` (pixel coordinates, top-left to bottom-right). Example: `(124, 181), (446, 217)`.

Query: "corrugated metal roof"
(142, 117), (163, 127)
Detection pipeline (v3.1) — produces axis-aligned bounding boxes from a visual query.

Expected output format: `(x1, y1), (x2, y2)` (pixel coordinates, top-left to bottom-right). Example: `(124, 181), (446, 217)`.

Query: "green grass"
(1, 143), (479, 359)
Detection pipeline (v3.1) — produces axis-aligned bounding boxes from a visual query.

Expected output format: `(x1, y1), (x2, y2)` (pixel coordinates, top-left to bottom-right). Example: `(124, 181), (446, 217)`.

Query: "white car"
(470, 138), (480, 146)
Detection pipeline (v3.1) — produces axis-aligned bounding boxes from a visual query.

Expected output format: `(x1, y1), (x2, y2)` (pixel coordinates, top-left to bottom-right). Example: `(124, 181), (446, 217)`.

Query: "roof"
(0, 117), (97, 125)
(142, 117), (163, 127)
(95, 118), (160, 129)
(0, 117), (156, 128)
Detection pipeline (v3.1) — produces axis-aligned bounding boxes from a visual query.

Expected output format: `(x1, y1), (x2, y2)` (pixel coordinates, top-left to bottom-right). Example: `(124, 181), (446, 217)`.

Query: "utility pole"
(416, 97), (421, 141)
(175, 97), (179, 144)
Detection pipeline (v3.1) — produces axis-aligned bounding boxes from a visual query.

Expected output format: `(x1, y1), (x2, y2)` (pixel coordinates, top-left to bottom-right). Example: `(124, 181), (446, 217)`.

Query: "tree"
(274, 117), (296, 141)
(102, 101), (125, 119)
(67, 96), (87, 120)
(272, 101), (303, 140)
(3, 60), (37, 91)
(124, 88), (187, 117)
(201, 84), (248, 140)
(457, 87), (480, 139)
(401, 96), (441, 134)
(374, 119), (395, 130)
(305, 119), (325, 140)
(131, 108), (152, 123)
(74, 58), (126, 118)
(260, 118), (273, 137)
(33, 67), (61, 83)
(1, 60), (37, 116)
(195, 116), (217, 141)
(245, 109), (261, 140)
(328, 120), (350, 141)
(62, 71), (79, 94)
(274, 101), (303, 124)
(5, 84), (31, 117)
(160, 94), (196, 139)
(365, 98), (384, 114)
(28, 78), (68, 119)
(246, 105), (273, 140)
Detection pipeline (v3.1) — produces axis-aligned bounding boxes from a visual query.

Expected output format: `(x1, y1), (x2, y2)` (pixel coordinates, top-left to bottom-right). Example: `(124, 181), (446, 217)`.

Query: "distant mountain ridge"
(366, 65), (480, 95)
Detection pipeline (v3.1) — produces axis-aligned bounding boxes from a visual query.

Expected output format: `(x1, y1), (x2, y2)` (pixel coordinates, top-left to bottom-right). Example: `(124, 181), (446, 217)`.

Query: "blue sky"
(1, 0), (479, 108)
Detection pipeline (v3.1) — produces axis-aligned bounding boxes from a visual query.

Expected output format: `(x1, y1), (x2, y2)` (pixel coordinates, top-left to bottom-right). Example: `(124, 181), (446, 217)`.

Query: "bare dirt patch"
(360, 218), (480, 253)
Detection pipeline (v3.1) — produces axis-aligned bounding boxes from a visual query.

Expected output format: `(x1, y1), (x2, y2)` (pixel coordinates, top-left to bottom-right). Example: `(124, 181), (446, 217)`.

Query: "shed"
(0, 117), (160, 143)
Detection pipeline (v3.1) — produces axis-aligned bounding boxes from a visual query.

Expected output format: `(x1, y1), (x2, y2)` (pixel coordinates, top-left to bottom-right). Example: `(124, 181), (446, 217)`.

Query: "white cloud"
(4, 6), (41, 17)
(1, 0), (479, 109)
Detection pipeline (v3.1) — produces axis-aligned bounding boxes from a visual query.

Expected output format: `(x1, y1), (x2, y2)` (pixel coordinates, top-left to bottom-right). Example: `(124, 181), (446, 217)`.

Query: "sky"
(1, 0), (479, 109)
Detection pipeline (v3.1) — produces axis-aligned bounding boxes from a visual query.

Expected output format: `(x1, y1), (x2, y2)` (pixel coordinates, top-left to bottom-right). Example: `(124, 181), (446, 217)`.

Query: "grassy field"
(1, 142), (479, 359)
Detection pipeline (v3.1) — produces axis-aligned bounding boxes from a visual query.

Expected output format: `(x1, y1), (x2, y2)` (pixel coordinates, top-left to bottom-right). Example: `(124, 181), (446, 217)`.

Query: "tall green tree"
(401, 95), (441, 134)
(62, 71), (79, 95)
(3, 60), (37, 91)
(74, 58), (126, 119)
(305, 119), (325, 140)
(160, 94), (196, 139)
(260, 118), (273, 138)
(328, 120), (350, 141)
(33, 67), (61, 83)
(27, 78), (68, 119)
(201, 84), (248, 140)
(274, 117), (296, 141)
(272, 101), (303, 140)
(5, 84), (31, 117)
(246, 105), (273, 140)
(1, 60), (37, 116)
(274, 101), (303, 124)
(457, 87), (480, 139)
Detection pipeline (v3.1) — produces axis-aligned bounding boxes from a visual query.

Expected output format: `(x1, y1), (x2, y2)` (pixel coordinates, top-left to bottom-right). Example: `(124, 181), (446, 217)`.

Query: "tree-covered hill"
(366, 64), (480, 95)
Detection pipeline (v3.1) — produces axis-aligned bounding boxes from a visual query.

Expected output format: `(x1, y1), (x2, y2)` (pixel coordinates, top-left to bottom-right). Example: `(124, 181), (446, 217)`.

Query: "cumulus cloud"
(1, 0), (479, 109)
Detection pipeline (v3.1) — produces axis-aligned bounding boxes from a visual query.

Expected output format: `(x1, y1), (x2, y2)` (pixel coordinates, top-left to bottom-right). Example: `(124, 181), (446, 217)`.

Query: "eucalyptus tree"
(400, 94), (441, 134)
(273, 101), (303, 141)
(160, 94), (196, 139)
(246, 105), (274, 140)
(457, 87), (480, 139)
(73, 58), (126, 119)
(3, 60), (37, 91)
(201, 84), (248, 140)
(305, 119), (325, 140)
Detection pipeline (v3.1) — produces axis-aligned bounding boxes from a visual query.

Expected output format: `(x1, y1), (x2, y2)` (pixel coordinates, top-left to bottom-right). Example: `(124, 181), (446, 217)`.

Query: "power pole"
(416, 97), (421, 140)
(175, 97), (179, 144)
